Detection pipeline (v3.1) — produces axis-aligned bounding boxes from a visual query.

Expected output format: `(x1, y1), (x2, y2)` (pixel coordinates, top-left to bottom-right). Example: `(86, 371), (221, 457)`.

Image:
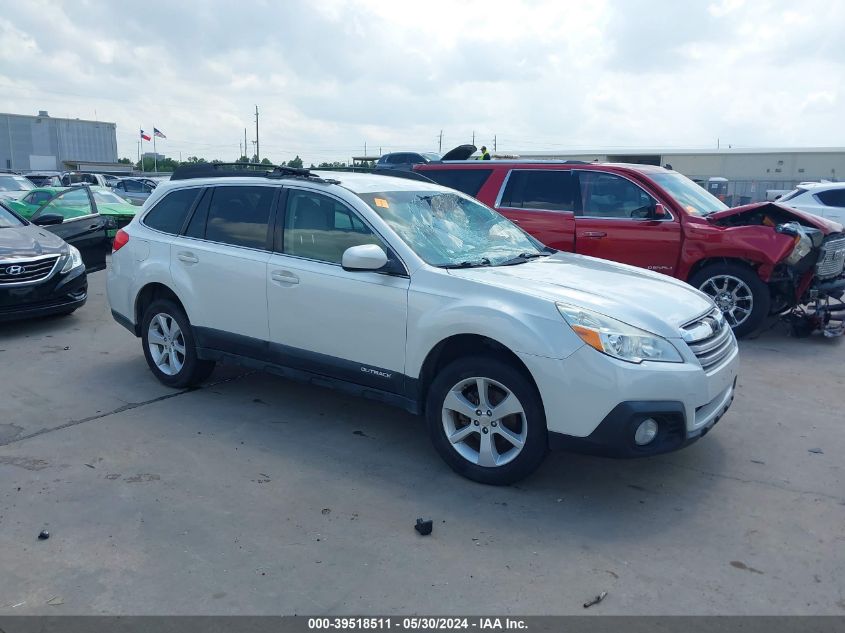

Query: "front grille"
(0, 255), (61, 285)
(681, 308), (737, 372)
(816, 236), (845, 280)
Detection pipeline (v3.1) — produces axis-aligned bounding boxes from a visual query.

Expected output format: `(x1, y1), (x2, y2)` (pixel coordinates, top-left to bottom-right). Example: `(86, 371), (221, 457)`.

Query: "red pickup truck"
(415, 161), (845, 337)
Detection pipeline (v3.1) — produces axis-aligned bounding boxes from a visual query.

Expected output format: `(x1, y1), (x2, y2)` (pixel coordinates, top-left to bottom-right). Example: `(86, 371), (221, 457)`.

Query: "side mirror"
(342, 244), (388, 271)
(32, 213), (64, 226)
(652, 203), (668, 219)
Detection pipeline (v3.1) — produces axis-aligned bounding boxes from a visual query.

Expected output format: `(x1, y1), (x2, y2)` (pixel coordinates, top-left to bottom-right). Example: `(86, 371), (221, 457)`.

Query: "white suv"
(107, 165), (739, 484)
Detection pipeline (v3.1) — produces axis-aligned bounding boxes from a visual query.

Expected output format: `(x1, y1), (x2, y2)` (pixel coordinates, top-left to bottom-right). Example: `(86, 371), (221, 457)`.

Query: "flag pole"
(153, 129), (157, 173)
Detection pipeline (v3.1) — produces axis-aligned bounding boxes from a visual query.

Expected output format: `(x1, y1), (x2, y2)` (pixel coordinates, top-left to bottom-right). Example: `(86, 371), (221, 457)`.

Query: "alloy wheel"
(147, 312), (186, 376)
(441, 376), (527, 468)
(699, 274), (754, 328)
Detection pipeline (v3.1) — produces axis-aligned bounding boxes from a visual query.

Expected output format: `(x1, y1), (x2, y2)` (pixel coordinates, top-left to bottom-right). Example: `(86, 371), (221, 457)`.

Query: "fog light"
(634, 418), (659, 445)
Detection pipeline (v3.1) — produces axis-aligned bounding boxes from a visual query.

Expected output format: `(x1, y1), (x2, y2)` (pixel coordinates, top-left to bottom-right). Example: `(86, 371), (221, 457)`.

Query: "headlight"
(556, 303), (683, 364)
(61, 245), (84, 273)
(784, 232), (812, 266)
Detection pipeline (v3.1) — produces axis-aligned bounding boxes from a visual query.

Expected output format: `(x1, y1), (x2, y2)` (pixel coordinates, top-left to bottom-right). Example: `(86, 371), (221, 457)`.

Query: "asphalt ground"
(1, 270), (843, 615)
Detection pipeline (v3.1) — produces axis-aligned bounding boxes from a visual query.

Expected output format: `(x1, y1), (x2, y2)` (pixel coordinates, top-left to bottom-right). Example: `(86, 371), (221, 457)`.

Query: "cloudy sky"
(1, 0), (843, 164)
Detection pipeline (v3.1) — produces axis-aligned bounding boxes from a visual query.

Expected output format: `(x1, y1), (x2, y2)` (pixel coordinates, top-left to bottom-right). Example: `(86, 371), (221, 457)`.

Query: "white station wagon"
(107, 165), (738, 484)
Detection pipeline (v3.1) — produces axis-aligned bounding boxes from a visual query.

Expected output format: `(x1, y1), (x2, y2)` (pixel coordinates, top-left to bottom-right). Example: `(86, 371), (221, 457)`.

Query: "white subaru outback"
(107, 165), (738, 485)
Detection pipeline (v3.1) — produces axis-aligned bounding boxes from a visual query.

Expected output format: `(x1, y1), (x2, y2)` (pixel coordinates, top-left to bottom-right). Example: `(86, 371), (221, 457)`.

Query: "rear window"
(143, 188), (202, 235)
(500, 169), (578, 211)
(423, 168), (492, 197)
(816, 189), (845, 207)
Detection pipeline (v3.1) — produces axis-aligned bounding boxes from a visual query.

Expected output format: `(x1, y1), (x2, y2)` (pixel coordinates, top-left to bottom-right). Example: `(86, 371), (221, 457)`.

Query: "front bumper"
(0, 267), (87, 322)
(548, 377), (736, 457)
(518, 339), (739, 457)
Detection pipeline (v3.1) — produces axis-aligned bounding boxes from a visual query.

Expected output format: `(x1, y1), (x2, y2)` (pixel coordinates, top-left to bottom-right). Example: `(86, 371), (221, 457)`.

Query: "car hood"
(447, 252), (713, 338)
(440, 144), (478, 161)
(97, 203), (137, 216)
(707, 202), (843, 235)
(0, 224), (66, 259)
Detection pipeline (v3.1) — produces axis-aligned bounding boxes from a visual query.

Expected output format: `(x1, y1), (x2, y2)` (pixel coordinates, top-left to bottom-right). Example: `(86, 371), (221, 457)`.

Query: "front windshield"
(0, 175), (35, 192)
(0, 203), (24, 228)
(93, 190), (129, 204)
(421, 153), (442, 162)
(358, 190), (546, 267)
(650, 172), (729, 216)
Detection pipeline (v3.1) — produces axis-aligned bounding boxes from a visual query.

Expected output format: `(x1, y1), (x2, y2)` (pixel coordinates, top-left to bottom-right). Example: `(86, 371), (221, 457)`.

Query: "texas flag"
(153, 128), (167, 139)
(140, 129), (151, 141)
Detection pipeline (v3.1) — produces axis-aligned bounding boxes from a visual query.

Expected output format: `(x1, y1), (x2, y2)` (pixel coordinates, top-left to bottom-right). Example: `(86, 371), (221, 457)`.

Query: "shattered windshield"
(358, 190), (547, 267)
(650, 172), (729, 216)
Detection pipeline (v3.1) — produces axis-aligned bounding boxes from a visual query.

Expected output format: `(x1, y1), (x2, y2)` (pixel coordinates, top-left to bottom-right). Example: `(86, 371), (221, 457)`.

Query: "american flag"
(153, 128), (167, 139)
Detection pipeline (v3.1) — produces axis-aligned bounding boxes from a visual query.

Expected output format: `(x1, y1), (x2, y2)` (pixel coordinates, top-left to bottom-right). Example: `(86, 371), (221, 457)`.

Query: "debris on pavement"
(808, 448), (824, 454)
(321, 508), (331, 515)
(583, 591), (607, 608)
(46, 596), (64, 606)
(84, 464), (96, 469)
(415, 518), (433, 536)
(38, 530), (50, 540)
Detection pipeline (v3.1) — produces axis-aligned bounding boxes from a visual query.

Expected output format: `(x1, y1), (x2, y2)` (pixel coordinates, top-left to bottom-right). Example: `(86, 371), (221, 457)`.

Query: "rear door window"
(816, 189), (845, 207)
(500, 169), (578, 211)
(143, 188), (202, 235)
(424, 169), (492, 196)
(203, 186), (275, 249)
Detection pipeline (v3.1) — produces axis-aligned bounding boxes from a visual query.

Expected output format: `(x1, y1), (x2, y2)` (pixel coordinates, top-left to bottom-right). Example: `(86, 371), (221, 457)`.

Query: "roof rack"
(170, 162), (339, 184)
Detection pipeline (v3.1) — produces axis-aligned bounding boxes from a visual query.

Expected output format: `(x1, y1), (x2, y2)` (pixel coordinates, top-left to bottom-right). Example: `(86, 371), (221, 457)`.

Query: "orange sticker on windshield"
(374, 198), (389, 208)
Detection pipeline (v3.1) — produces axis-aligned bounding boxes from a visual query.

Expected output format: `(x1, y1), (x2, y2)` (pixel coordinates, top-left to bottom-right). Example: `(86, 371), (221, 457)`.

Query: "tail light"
(113, 229), (130, 252)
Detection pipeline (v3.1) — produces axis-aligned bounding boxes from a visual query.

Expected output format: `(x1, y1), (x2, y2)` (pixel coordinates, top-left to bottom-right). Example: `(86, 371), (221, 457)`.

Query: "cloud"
(0, 0), (843, 165)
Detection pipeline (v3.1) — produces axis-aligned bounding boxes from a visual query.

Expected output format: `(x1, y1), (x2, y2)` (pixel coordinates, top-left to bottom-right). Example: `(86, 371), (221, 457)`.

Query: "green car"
(8, 186), (137, 238)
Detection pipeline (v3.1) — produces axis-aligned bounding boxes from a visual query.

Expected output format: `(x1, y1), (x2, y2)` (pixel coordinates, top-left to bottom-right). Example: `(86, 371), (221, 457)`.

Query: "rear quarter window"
(423, 169), (493, 197)
(143, 188), (202, 235)
(816, 189), (845, 207)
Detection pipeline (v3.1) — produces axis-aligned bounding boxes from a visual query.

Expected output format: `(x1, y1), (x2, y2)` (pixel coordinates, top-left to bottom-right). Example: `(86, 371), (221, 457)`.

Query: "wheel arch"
(415, 334), (542, 416)
(685, 256), (761, 283)
(134, 282), (187, 335)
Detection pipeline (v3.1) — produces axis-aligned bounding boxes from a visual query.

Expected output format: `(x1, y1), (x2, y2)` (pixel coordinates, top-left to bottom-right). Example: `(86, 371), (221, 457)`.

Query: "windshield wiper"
(499, 252), (547, 266)
(441, 258), (492, 269)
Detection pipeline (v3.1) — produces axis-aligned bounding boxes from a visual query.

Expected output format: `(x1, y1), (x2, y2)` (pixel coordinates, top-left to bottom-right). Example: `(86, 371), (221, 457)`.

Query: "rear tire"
(141, 299), (215, 388)
(689, 263), (770, 338)
(426, 356), (547, 485)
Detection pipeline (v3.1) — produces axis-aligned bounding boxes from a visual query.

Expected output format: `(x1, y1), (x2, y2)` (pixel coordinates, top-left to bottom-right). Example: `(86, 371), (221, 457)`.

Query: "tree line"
(118, 155), (375, 172)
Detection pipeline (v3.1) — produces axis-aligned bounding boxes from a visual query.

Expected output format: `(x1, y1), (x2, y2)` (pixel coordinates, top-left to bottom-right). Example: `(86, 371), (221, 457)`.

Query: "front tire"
(141, 299), (215, 388)
(689, 263), (770, 338)
(426, 356), (548, 485)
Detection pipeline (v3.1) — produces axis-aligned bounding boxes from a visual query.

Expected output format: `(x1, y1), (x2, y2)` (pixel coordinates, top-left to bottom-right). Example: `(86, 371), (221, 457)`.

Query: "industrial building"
(514, 147), (845, 204)
(0, 110), (127, 174)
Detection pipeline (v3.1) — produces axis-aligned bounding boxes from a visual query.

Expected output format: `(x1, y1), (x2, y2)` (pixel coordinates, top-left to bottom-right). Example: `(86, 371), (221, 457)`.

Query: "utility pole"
(472, 130), (475, 145)
(439, 130), (443, 153)
(255, 105), (260, 162)
(364, 141), (367, 156)
(251, 140), (257, 161)
(239, 141), (243, 160)
(493, 135), (497, 152)
(244, 128), (248, 161)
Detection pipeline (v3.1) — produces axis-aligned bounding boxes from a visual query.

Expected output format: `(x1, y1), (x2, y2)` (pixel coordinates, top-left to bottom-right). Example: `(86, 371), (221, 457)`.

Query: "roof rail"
(170, 162), (339, 184)
(372, 168), (436, 184)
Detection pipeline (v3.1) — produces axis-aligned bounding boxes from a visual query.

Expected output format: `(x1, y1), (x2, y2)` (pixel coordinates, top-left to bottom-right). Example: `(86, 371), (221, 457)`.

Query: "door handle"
(88, 223), (101, 230)
(177, 252), (199, 264)
(271, 270), (300, 285)
(581, 231), (607, 238)
(510, 219), (520, 224)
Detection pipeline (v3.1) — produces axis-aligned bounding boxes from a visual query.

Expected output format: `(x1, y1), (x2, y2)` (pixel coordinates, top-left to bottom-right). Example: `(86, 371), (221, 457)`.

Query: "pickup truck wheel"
(689, 263), (770, 338)
(141, 299), (215, 388)
(426, 356), (547, 485)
